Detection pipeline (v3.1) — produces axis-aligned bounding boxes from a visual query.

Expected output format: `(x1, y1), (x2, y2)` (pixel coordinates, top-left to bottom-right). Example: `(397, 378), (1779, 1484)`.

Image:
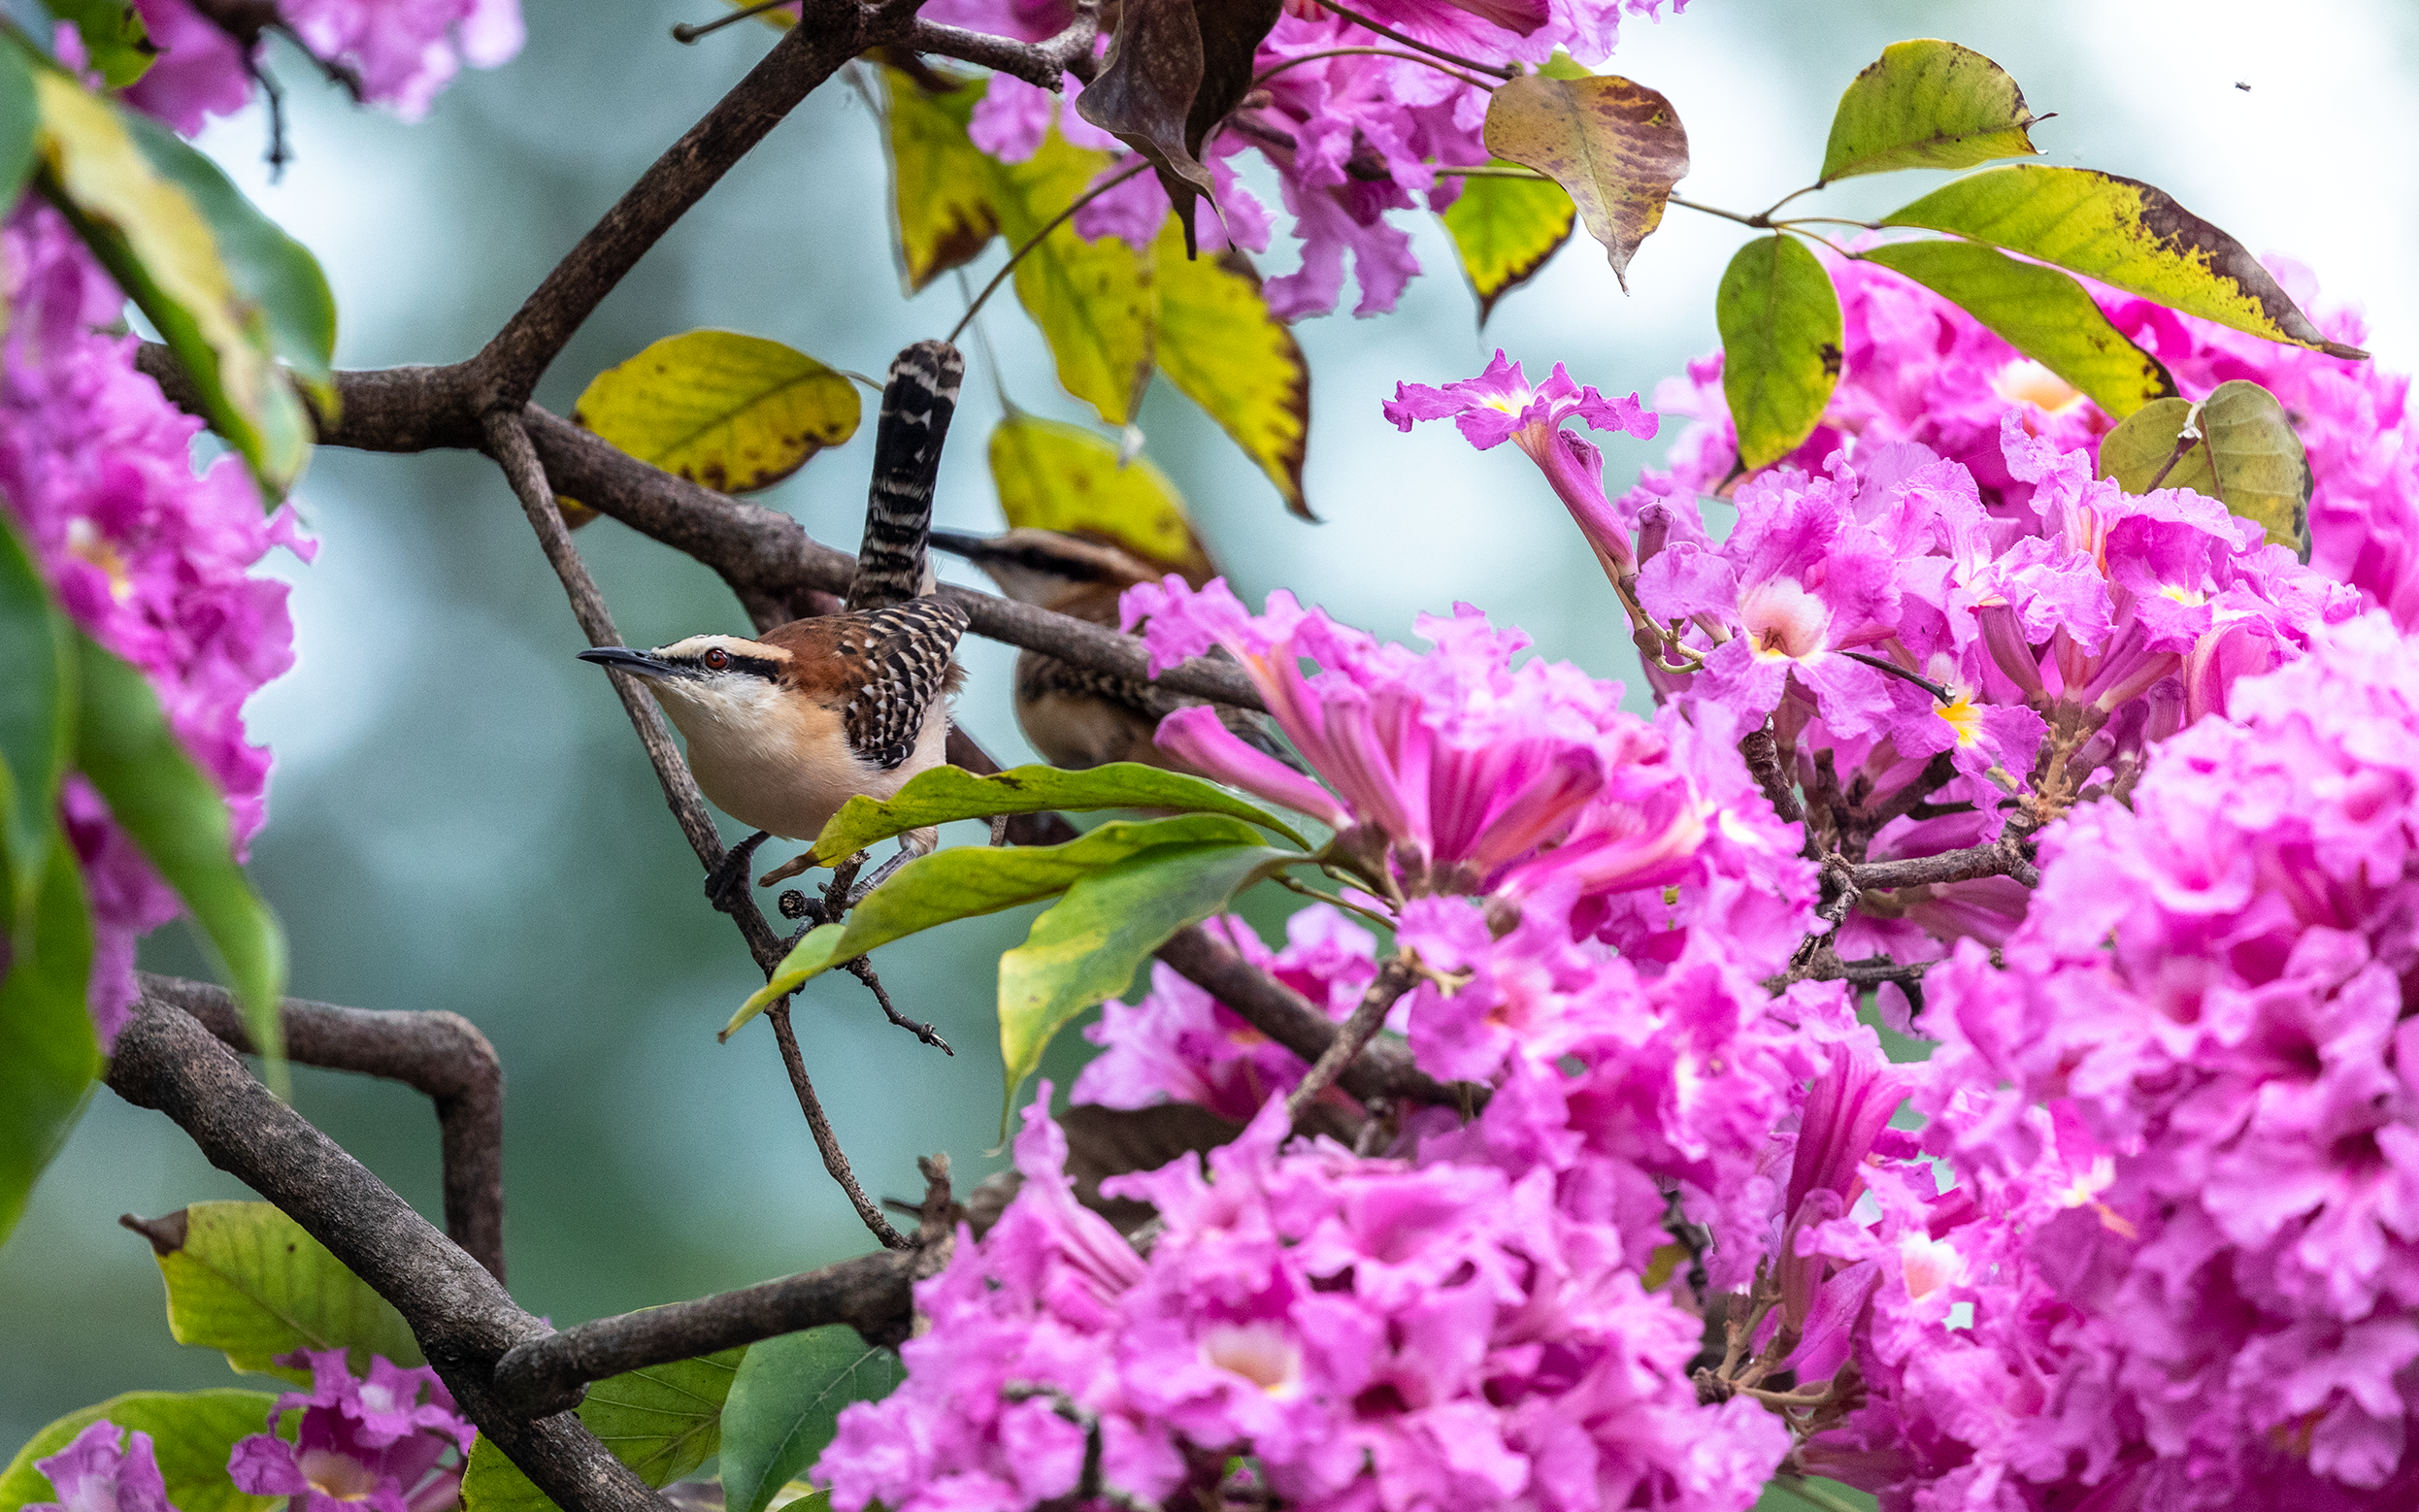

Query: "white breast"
(651, 679), (955, 841)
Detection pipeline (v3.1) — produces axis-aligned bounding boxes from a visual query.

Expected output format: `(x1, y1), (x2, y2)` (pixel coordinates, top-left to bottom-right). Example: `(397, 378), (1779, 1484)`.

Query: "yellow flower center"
(1992, 359), (2085, 414)
(1201, 1322), (1304, 1400)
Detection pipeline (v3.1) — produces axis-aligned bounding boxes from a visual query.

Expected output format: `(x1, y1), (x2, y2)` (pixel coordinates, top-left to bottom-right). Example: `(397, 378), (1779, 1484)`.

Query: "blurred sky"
(7, 0), (2417, 1452)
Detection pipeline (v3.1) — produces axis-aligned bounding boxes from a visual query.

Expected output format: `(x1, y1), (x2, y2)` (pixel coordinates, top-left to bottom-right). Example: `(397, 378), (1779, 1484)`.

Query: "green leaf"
(34, 73), (315, 497)
(729, 815), (1270, 1036)
(999, 838), (1297, 1109)
(118, 109), (339, 416)
(1818, 39), (2039, 184)
(571, 330), (861, 495)
(1152, 224), (1311, 519)
(134, 1200), (422, 1378)
(1858, 240), (2174, 418)
(988, 412), (1211, 583)
(719, 1328), (904, 1512)
(877, 67), (1000, 294)
(2097, 379), (2312, 558)
(1481, 73), (1687, 292)
(1440, 160), (1574, 327)
(0, 515), (74, 917)
(1880, 165), (2368, 360)
(72, 634), (287, 1090)
(40, 1), (154, 89)
(0, 832), (99, 1248)
(812, 762), (1308, 864)
(461, 1350), (746, 1512)
(0, 44), (39, 213)
(0, 1392), (281, 1512)
(989, 130), (1157, 426)
(1716, 234), (1843, 470)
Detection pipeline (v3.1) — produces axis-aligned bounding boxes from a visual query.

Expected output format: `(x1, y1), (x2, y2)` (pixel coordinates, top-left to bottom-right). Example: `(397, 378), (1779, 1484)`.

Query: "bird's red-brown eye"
(703, 646), (730, 672)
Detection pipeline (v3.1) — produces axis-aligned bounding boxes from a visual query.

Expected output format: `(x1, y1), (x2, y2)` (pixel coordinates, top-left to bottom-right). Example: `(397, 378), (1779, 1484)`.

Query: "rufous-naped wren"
(580, 340), (971, 897)
(928, 526), (1295, 773)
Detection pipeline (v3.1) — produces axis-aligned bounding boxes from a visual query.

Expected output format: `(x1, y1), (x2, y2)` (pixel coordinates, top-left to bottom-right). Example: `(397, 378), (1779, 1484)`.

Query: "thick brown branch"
(472, 0), (903, 407)
(104, 991), (670, 1512)
(140, 972), (507, 1284)
(1156, 926), (1472, 1110)
(906, 0), (1100, 87)
(1852, 837), (2038, 891)
(491, 1157), (952, 1417)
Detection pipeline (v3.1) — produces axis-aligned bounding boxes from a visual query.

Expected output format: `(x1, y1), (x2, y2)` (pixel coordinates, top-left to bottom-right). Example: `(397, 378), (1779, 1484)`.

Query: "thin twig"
(906, 0), (1103, 88)
(1252, 46), (1496, 93)
(1284, 956), (1419, 1119)
(672, 0), (795, 43)
(1665, 193), (1769, 230)
(948, 158), (1150, 345)
(1313, 0), (1517, 80)
(769, 1003), (911, 1250)
(140, 973), (508, 1285)
(1853, 837), (2038, 891)
(842, 957), (952, 1053)
(1432, 163), (1548, 179)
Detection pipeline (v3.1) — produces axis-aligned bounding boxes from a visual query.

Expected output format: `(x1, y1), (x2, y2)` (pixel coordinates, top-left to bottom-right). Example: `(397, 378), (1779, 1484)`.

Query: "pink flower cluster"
(1120, 579), (1808, 923)
(121, 0), (524, 133)
(1636, 250), (2418, 628)
(920, 0), (1681, 317)
(818, 1088), (1789, 1512)
(228, 1349), (475, 1512)
(1076, 905), (1384, 1124)
(1806, 613), (2419, 1508)
(1, 202), (311, 1043)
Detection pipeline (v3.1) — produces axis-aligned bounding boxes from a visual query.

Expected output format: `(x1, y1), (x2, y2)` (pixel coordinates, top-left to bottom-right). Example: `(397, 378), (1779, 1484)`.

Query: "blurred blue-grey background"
(7, 0), (2414, 1452)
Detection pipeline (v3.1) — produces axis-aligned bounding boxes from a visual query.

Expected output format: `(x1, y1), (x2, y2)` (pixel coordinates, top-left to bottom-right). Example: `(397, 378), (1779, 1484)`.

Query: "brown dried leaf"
(1481, 73), (1688, 291)
(1075, 0), (1283, 252)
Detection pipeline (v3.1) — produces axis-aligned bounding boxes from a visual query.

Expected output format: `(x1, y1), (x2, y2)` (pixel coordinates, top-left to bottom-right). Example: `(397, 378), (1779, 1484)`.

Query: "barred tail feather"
(848, 339), (965, 611)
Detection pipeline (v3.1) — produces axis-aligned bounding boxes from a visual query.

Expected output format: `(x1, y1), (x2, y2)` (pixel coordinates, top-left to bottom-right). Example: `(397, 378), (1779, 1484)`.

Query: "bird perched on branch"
(580, 340), (972, 907)
(929, 526), (1295, 774)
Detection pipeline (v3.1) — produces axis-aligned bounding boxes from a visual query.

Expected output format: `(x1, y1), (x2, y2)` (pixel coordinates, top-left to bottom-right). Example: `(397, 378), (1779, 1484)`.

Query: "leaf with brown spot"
(1440, 161), (1574, 326)
(1716, 234), (1843, 470)
(1074, 0), (1283, 252)
(1481, 73), (1687, 291)
(2097, 379), (2312, 558)
(986, 130), (1157, 426)
(572, 330), (861, 496)
(1881, 165), (2368, 360)
(1819, 39), (2041, 183)
(877, 66), (999, 294)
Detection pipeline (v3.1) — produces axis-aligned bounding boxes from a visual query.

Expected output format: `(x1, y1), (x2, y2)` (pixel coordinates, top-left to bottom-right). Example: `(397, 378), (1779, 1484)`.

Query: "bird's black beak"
(926, 529), (993, 561)
(578, 646), (683, 679)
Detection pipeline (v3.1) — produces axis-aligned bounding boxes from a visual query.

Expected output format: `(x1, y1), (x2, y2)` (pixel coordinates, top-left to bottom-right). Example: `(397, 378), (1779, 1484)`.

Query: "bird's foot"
(705, 831), (772, 914)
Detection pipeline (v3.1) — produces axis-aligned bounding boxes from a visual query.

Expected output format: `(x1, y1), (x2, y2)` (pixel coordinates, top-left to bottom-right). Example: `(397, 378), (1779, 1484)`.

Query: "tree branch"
(905, 0), (1100, 88)
(471, 0), (909, 408)
(139, 972), (508, 1284)
(1283, 955), (1418, 1119)
(1851, 837), (2038, 891)
(768, 1002), (911, 1251)
(490, 1157), (951, 1418)
(104, 990), (671, 1512)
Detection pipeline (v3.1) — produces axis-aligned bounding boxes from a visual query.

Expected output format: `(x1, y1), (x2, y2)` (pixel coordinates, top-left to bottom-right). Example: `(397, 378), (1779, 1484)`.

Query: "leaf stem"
(947, 157), (1152, 346)
(1309, 0), (1520, 80)
(672, 0), (795, 44)
(1253, 46), (1498, 94)
(1775, 214), (1885, 233)
(1840, 650), (1954, 705)
(1433, 163), (1549, 180)
(1276, 872), (1398, 929)
(1665, 193), (1770, 230)
(1760, 182), (1824, 220)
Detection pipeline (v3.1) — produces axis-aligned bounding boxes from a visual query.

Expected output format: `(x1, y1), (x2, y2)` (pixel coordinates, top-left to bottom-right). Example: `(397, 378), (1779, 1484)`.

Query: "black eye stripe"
(667, 650), (782, 679)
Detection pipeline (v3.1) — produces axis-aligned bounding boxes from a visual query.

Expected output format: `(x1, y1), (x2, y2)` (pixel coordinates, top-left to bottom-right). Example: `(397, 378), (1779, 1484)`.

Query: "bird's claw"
(705, 831), (772, 914)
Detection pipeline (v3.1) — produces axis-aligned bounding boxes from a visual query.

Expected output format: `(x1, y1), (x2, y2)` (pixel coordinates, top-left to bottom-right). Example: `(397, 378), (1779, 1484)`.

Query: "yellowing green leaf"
(34, 74), (314, 496)
(1481, 73), (1687, 291)
(1717, 234), (1842, 471)
(461, 1350), (746, 1512)
(1819, 40), (2040, 184)
(812, 762), (1308, 865)
(1440, 162), (1574, 326)
(137, 1201), (422, 1379)
(1859, 239), (2173, 418)
(730, 815), (1269, 1036)
(572, 330), (859, 495)
(998, 839), (1296, 1116)
(2098, 379), (2312, 557)
(878, 67), (999, 294)
(1880, 166), (2368, 360)
(1153, 224), (1310, 518)
(989, 132), (1156, 427)
(989, 411), (1209, 579)
(0, 1393), (280, 1512)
